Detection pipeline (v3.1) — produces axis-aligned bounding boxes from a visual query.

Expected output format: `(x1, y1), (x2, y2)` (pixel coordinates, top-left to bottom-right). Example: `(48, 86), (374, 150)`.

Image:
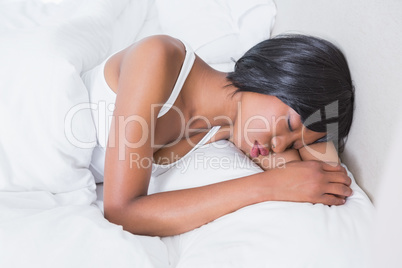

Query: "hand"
(266, 161), (352, 206)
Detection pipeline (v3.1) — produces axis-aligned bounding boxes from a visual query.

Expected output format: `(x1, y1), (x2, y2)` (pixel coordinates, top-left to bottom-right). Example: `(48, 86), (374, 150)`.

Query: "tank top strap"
(157, 40), (196, 118)
(151, 126), (221, 177)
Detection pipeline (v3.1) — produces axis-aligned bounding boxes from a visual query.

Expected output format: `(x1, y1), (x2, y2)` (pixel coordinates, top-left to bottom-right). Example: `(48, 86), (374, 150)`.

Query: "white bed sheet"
(0, 1), (168, 267)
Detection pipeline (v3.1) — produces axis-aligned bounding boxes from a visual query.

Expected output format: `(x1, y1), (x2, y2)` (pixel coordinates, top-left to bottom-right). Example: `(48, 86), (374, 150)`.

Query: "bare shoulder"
(122, 35), (185, 64)
(104, 35), (186, 95)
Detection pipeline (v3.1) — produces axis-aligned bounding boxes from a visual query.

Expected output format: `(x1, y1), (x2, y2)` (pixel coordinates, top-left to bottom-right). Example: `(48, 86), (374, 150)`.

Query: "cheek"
(243, 116), (271, 143)
(236, 99), (275, 149)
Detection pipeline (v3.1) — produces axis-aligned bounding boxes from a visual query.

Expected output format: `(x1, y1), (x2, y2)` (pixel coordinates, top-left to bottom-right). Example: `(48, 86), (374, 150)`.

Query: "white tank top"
(82, 41), (221, 183)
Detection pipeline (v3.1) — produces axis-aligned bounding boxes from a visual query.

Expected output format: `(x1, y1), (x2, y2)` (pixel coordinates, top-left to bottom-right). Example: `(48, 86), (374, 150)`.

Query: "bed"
(1, 0), (393, 267)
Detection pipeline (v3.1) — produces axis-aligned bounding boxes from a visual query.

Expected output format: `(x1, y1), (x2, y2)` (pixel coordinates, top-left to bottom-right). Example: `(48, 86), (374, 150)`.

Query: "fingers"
(320, 194), (346, 206)
(321, 162), (347, 174)
(318, 183), (353, 206)
(319, 162), (351, 186)
(327, 171), (352, 186)
(325, 183), (353, 198)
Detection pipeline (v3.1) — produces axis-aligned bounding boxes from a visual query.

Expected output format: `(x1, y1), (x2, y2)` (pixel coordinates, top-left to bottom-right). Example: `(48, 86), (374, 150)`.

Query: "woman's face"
(231, 92), (326, 158)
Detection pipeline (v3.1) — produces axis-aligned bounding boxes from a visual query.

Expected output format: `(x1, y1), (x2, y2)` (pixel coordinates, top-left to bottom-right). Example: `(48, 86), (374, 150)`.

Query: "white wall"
(271, 0), (402, 203)
(371, 115), (402, 267)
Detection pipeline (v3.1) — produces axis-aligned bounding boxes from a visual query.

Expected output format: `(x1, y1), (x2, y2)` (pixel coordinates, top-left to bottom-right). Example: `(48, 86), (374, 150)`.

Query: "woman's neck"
(184, 60), (241, 131)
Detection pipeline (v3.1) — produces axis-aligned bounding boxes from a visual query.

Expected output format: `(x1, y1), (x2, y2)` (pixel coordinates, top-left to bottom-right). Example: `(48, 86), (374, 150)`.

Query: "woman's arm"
(252, 141), (340, 171)
(103, 36), (351, 237)
(107, 161), (351, 237)
(252, 149), (301, 170)
(298, 141), (340, 163)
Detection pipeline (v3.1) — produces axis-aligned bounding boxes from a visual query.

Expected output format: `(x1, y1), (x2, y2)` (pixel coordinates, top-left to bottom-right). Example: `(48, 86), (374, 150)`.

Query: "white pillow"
(0, 0), (128, 200)
(109, 0), (151, 55)
(149, 140), (374, 268)
(134, 0), (164, 42)
(155, 0), (276, 70)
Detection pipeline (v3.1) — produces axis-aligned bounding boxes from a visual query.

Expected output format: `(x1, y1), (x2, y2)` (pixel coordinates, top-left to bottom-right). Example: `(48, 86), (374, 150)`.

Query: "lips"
(250, 140), (269, 158)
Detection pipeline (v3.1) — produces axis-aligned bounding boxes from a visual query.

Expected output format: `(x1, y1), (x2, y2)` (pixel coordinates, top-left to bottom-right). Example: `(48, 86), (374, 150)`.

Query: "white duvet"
(0, 0), (373, 267)
(0, 1), (167, 267)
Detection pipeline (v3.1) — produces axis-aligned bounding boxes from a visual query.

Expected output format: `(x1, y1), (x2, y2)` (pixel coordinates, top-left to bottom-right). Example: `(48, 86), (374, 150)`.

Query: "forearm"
(106, 171), (268, 237)
(298, 141), (340, 163)
(106, 155), (352, 236)
(252, 141), (340, 171)
(252, 149), (301, 171)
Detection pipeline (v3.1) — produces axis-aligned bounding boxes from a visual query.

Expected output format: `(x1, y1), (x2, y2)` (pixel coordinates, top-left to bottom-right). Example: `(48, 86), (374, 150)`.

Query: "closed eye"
(287, 117), (293, 132)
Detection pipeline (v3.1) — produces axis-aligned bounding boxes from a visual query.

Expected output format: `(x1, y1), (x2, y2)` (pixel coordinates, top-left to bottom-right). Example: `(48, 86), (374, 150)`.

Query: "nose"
(271, 136), (294, 153)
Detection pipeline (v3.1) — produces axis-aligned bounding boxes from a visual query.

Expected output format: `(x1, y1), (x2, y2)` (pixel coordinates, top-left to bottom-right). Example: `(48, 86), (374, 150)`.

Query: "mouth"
(250, 140), (269, 158)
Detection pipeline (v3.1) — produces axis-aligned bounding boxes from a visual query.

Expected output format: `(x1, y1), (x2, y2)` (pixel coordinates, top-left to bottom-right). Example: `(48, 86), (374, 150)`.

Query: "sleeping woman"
(82, 34), (355, 237)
